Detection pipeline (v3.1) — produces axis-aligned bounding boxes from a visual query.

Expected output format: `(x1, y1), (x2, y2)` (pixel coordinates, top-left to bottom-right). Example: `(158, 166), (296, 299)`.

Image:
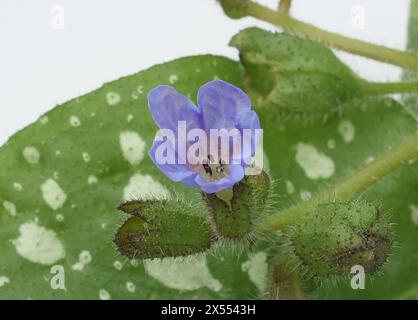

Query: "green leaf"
(230, 27), (367, 118)
(0, 55), (265, 299)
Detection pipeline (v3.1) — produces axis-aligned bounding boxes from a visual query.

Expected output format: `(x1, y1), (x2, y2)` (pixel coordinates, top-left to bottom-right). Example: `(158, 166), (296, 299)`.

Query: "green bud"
(230, 27), (365, 118)
(285, 201), (393, 278)
(114, 200), (214, 259)
(202, 171), (270, 239)
(218, 0), (250, 19)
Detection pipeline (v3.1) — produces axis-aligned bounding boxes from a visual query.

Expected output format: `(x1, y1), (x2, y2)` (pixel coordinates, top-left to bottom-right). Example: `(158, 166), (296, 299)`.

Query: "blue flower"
(147, 80), (261, 194)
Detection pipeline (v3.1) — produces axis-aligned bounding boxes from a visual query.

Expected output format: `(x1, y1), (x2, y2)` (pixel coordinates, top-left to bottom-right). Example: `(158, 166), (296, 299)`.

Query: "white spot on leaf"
(126, 281), (136, 293)
(82, 152), (91, 162)
(338, 120), (355, 143)
(87, 175), (98, 185)
(13, 182), (23, 192)
(123, 173), (170, 201)
(72, 250), (92, 271)
(409, 204), (418, 225)
(99, 289), (111, 300)
(131, 91), (139, 100)
(241, 251), (268, 293)
(285, 180), (295, 195)
(106, 92), (121, 106)
(23, 146), (40, 164)
(327, 139), (336, 149)
(12, 222), (65, 265)
(69, 116), (81, 127)
(0, 276), (10, 287)
(79, 250), (92, 264)
(3, 201), (17, 216)
(300, 190), (312, 201)
(365, 156), (375, 164)
(295, 143), (335, 180)
(119, 131), (146, 166)
(113, 260), (123, 270)
(39, 116), (49, 125)
(41, 179), (67, 210)
(130, 259), (140, 267)
(169, 74), (178, 84)
(144, 255), (221, 291)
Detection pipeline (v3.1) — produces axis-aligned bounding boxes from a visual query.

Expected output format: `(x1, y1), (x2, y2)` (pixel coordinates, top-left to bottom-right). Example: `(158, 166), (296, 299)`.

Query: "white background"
(0, 0), (411, 145)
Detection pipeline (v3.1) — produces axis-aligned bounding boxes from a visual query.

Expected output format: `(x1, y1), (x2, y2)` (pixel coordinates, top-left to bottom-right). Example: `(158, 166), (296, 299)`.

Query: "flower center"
(198, 154), (230, 182)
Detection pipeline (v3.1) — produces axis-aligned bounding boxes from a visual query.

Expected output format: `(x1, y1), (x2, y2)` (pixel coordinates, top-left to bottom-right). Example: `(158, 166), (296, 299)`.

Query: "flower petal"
(195, 164), (245, 193)
(236, 110), (262, 165)
(148, 139), (199, 188)
(197, 80), (251, 131)
(148, 85), (202, 133)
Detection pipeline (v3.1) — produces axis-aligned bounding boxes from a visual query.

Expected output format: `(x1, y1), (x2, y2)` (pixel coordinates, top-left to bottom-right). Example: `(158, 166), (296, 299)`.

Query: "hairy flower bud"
(202, 171), (270, 239)
(285, 201), (393, 277)
(115, 200), (214, 259)
(230, 27), (364, 118)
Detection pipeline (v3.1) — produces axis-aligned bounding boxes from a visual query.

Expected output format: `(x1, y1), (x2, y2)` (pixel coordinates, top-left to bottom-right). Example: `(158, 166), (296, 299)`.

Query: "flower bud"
(285, 201), (393, 277)
(230, 27), (364, 118)
(202, 171), (270, 239)
(115, 200), (214, 259)
(218, 0), (250, 19)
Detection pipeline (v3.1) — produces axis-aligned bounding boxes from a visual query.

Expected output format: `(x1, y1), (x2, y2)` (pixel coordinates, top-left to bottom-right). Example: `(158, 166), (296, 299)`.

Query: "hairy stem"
(245, 1), (418, 73)
(278, 0), (292, 14)
(258, 132), (418, 234)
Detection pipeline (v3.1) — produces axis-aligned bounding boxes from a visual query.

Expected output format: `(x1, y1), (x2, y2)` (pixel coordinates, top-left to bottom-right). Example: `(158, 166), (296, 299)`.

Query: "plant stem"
(245, 1), (418, 73)
(362, 80), (418, 96)
(258, 132), (418, 234)
(278, 0), (292, 14)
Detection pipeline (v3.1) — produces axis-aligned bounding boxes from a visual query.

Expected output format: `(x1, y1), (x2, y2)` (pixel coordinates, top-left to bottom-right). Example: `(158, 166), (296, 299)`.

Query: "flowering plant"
(0, 0), (417, 301)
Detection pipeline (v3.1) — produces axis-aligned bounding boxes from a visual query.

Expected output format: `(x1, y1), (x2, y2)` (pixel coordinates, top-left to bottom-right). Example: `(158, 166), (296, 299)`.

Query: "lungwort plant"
(1, 0), (418, 300)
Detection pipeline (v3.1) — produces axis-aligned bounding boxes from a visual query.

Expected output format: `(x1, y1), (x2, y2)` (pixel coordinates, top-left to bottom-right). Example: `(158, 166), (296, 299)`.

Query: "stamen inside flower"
(197, 154), (230, 182)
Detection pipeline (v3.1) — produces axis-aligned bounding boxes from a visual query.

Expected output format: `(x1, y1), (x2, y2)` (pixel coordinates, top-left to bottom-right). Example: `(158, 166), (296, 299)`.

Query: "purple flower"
(147, 80), (261, 194)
